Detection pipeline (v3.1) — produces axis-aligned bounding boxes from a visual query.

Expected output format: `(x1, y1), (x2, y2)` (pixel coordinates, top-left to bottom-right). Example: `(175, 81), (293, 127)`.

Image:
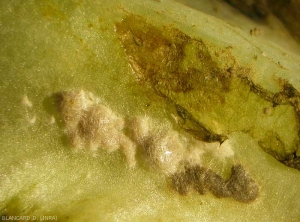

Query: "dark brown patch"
(171, 164), (259, 203)
(226, 164), (259, 202)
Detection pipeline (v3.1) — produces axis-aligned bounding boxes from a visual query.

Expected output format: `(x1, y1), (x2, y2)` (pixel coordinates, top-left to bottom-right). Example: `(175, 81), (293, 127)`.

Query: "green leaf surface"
(1, 0), (300, 221)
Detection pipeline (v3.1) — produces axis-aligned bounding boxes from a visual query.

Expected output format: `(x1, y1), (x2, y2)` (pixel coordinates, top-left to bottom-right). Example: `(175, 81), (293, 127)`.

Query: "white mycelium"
(58, 90), (136, 168)
(146, 130), (185, 174)
(127, 116), (234, 174)
(127, 116), (185, 174)
(57, 90), (234, 172)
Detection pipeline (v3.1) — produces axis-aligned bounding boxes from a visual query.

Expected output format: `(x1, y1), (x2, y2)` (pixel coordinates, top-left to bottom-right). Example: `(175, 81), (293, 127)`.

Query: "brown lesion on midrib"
(115, 15), (231, 95)
(115, 15), (231, 143)
(115, 14), (300, 170)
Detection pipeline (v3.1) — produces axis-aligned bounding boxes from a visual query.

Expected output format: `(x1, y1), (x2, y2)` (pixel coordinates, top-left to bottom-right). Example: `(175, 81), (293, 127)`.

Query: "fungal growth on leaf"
(53, 89), (259, 202)
(56, 90), (137, 167)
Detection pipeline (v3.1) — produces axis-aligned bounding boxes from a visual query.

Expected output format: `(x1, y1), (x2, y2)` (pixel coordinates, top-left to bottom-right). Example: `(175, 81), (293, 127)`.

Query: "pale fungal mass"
(127, 116), (185, 174)
(128, 116), (234, 174)
(56, 90), (137, 167)
(55, 89), (259, 202)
